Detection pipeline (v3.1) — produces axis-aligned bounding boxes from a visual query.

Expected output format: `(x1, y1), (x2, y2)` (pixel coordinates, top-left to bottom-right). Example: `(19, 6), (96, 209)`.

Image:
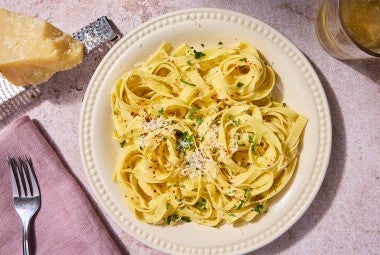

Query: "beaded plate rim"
(79, 8), (332, 255)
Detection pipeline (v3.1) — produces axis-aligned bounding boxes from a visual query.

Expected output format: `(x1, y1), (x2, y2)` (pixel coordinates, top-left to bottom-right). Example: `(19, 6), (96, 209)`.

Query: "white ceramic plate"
(79, 8), (331, 255)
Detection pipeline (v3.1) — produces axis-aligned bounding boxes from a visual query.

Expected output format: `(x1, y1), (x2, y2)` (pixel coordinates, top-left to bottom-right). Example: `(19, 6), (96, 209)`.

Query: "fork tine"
(7, 156), (40, 198)
(7, 157), (20, 197)
(24, 156), (40, 196)
(17, 157), (30, 197)
(13, 158), (27, 197)
(19, 157), (33, 197)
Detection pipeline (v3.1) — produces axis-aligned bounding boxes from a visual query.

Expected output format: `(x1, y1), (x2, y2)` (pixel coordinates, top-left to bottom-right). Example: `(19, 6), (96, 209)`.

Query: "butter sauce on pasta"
(111, 42), (307, 226)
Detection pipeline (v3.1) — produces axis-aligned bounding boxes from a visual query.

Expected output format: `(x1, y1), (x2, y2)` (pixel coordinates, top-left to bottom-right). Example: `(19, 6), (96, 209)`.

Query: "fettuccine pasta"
(111, 42), (307, 226)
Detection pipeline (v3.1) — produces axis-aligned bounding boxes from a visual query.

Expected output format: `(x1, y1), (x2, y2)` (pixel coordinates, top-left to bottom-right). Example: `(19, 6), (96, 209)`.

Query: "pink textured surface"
(1, 1), (379, 254)
(0, 116), (121, 254)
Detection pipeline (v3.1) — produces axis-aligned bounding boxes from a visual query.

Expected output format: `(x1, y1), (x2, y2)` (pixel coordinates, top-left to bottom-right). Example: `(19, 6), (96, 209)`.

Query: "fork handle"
(22, 219), (31, 255)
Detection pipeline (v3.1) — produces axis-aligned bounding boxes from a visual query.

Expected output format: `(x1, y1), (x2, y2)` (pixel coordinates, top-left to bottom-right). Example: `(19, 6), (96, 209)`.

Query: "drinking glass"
(315, 0), (380, 60)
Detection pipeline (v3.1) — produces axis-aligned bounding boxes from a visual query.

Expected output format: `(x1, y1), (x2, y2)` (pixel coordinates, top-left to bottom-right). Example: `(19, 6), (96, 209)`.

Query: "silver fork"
(8, 157), (41, 255)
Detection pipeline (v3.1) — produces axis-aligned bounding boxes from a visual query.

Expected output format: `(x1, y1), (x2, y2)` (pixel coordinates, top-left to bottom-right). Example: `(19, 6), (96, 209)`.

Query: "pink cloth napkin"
(0, 116), (122, 254)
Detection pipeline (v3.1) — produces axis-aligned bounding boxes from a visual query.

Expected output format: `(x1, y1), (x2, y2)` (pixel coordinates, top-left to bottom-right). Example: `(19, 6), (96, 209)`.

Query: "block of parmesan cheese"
(0, 8), (84, 86)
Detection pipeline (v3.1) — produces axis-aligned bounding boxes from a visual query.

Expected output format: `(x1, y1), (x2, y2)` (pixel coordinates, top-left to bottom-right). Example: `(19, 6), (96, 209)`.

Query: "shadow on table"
(249, 59), (347, 255)
(342, 59), (380, 85)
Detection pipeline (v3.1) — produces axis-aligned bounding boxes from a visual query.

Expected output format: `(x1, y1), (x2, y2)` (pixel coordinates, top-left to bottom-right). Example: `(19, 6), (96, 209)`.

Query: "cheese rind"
(0, 8), (84, 86)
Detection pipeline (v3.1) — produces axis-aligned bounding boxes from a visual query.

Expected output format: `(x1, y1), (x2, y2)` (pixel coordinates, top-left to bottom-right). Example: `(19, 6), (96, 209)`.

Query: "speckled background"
(1, 1), (379, 254)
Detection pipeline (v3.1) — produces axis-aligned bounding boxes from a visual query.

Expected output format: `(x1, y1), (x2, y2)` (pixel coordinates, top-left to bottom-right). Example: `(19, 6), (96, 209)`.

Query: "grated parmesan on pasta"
(111, 41), (307, 226)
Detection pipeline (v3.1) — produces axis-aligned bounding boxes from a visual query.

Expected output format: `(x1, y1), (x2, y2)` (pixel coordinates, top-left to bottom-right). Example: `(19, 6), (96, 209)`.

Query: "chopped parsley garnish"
(119, 140), (126, 147)
(175, 195), (183, 203)
(201, 43), (204, 47)
(166, 202), (170, 209)
(181, 79), (196, 87)
(158, 108), (164, 116)
(254, 204), (264, 214)
(237, 82), (244, 88)
(239, 57), (247, 62)
(193, 49), (206, 59)
(195, 197), (207, 211)
(237, 187), (252, 209)
(228, 114), (241, 126)
(283, 102), (287, 107)
(181, 216), (191, 222)
(186, 60), (192, 66)
(248, 135), (254, 143)
(195, 116), (204, 126)
(248, 135), (258, 153)
(188, 107), (203, 126)
(236, 200), (245, 210)
(189, 107), (199, 115)
(166, 214), (179, 225)
(250, 143), (258, 155)
(218, 41), (223, 45)
(176, 130), (194, 152)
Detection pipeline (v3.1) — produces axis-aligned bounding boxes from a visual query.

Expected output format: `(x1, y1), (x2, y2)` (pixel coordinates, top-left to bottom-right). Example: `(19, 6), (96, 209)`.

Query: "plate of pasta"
(80, 8), (331, 255)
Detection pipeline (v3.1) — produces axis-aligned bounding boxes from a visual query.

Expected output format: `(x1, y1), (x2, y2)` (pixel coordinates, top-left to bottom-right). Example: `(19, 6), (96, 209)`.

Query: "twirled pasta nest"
(111, 42), (307, 226)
